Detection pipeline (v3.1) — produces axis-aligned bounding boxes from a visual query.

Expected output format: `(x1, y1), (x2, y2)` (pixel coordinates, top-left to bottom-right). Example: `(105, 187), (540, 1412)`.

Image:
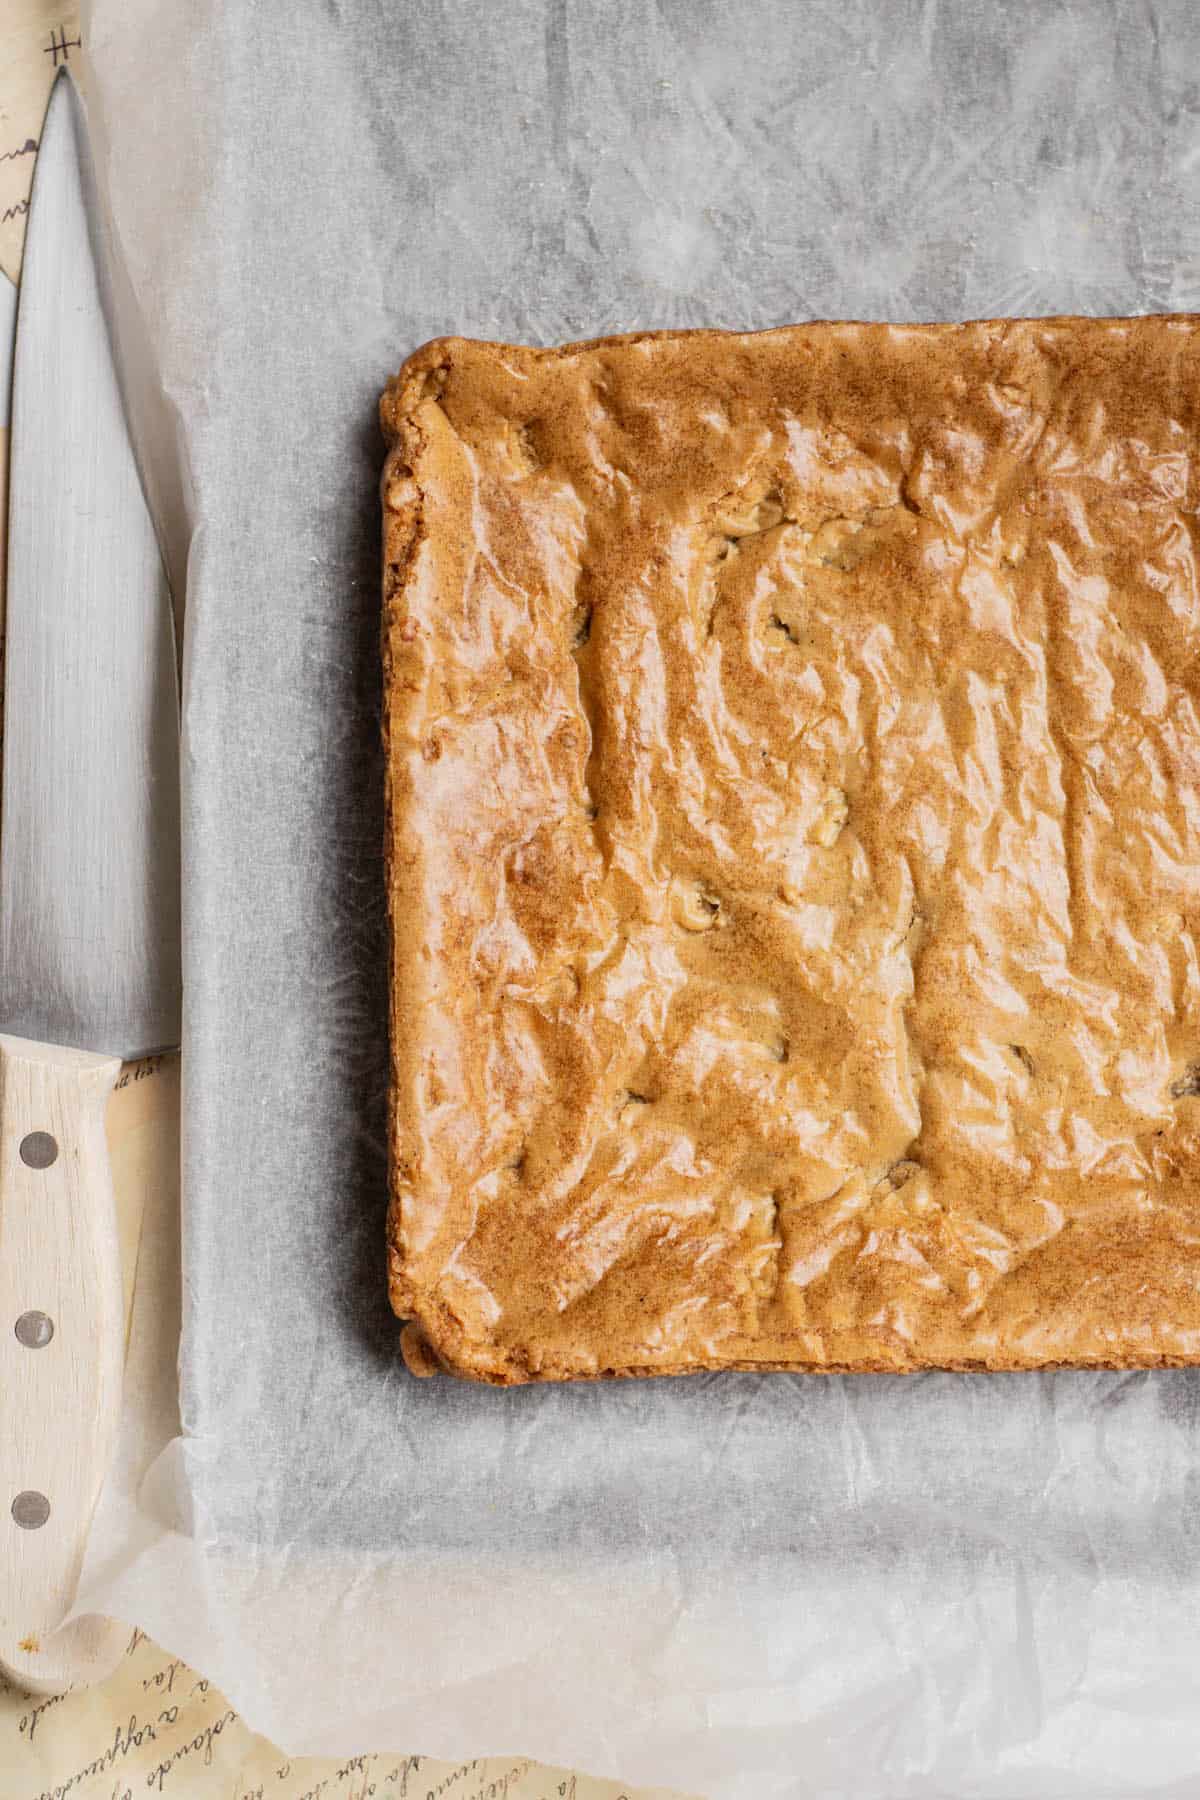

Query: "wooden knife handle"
(0, 1033), (128, 1694)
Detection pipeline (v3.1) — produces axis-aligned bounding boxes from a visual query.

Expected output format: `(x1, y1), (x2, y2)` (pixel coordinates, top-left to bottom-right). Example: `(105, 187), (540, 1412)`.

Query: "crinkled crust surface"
(382, 318), (1200, 1385)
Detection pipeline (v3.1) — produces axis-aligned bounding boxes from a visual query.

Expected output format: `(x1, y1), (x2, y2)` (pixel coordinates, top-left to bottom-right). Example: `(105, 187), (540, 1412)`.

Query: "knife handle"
(0, 1034), (128, 1695)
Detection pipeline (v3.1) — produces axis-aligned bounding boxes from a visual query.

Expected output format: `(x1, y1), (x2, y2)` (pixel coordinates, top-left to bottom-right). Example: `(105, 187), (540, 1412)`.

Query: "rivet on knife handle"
(0, 1035), (128, 1691)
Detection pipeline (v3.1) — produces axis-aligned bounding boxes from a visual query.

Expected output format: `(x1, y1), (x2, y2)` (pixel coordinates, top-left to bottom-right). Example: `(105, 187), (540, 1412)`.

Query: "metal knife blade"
(0, 72), (180, 1059)
(0, 71), (180, 1697)
(0, 270), (16, 429)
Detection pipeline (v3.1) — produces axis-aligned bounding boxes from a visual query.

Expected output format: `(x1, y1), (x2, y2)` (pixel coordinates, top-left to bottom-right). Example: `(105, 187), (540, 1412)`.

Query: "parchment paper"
(2, 1623), (674, 1800)
(71, 2), (1200, 1794)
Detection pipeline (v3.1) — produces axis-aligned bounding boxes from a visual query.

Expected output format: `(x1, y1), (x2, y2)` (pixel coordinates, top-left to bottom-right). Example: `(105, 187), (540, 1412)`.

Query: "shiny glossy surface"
(382, 319), (1200, 1383)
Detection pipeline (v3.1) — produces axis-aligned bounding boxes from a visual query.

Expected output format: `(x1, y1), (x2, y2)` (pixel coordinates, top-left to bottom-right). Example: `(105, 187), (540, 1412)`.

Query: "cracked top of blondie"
(381, 318), (1200, 1383)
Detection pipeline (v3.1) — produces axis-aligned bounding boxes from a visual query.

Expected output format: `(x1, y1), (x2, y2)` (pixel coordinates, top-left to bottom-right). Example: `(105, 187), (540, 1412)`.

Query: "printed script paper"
(1, 1628), (686, 1800)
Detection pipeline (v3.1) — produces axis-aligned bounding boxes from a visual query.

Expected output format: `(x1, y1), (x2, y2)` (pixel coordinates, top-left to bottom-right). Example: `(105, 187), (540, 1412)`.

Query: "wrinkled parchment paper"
(73, 2), (1200, 1794)
(2, 1624), (675, 1800)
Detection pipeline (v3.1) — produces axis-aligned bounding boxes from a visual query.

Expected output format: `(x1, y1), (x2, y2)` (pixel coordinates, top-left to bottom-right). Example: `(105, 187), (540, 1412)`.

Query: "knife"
(0, 268), (15, 427)
(0, 72), (180, 1695)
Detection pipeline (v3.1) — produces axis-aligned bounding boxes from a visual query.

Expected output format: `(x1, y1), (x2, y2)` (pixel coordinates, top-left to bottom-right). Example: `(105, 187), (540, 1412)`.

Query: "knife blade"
(0, 269), (15, 428)
(0, 71), (180, 1694)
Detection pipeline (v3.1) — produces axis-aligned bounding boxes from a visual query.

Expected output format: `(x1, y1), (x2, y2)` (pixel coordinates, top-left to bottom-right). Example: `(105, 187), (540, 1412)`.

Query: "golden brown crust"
(381, 317), (1200, 1384)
